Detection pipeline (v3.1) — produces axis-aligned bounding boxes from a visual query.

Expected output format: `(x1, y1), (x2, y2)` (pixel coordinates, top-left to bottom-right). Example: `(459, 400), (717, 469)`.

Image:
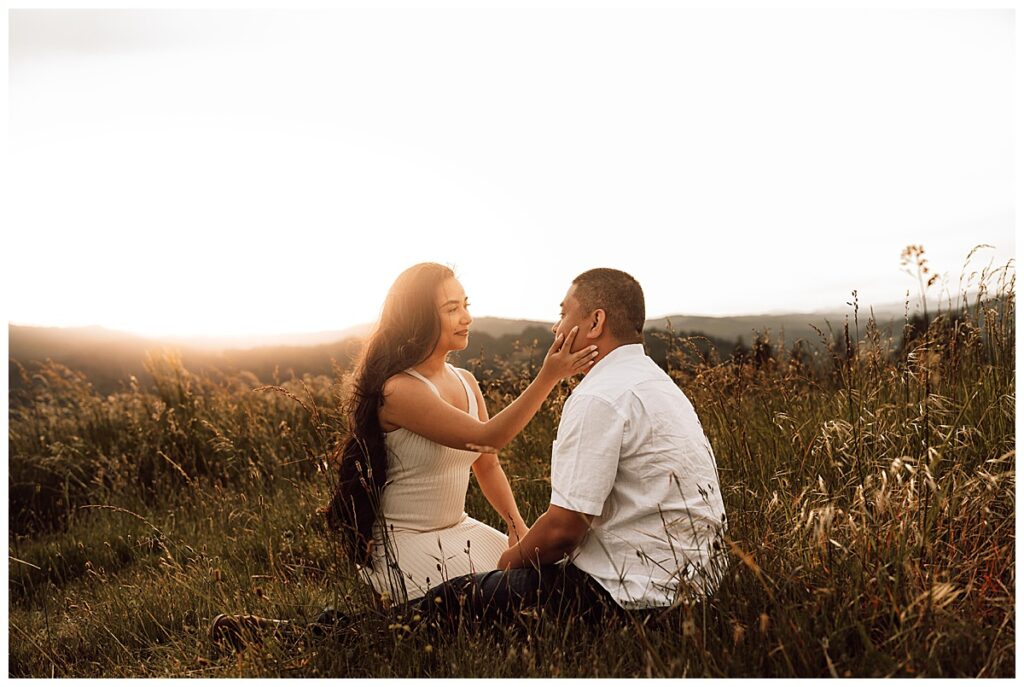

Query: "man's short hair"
(571, 268), (645, 342)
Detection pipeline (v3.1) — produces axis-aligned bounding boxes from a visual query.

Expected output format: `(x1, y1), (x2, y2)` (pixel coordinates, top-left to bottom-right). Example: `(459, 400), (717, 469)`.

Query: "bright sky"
(6, 6), (1015, 338)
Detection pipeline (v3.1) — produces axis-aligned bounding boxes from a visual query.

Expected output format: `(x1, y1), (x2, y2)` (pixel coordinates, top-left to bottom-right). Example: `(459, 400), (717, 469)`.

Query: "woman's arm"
(472, 454), (528, 545)
(380, 327), (594, 452)
(464, 371), (528, 544)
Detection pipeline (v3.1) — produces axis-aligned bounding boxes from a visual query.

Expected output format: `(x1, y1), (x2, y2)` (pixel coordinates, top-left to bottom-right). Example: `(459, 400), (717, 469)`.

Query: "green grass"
(8, 268), (1015, 677)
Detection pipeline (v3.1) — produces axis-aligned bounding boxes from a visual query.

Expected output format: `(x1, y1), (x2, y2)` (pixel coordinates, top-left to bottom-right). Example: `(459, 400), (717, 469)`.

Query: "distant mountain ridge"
(10, 298), (924, 361)
(10, 296), (942, 397)
(92, 298), (923, 351)
(158, 325), (374, 351)
(643, 309), (910, 346)
(141, 317), (558, 351)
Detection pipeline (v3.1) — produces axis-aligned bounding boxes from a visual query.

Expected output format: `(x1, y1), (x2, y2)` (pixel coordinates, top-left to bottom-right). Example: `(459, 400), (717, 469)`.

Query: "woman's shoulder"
(449, 365), (479, 387)
(381, 370), (421, 397)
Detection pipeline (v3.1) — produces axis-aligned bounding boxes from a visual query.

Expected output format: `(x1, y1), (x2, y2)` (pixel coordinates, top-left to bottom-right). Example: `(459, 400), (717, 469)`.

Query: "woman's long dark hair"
(325, 262), (455, 565)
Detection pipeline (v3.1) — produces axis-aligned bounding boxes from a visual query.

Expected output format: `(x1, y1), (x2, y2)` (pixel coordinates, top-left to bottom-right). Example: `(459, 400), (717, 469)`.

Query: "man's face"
(552, 284), (589, 354)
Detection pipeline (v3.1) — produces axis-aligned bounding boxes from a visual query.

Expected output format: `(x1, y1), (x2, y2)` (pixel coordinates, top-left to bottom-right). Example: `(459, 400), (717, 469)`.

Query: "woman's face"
(433, 277), (473, 354)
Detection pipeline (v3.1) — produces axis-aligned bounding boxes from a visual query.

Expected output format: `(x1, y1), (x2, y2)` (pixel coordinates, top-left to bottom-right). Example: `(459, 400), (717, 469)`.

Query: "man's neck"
(587, 338), (638, 369)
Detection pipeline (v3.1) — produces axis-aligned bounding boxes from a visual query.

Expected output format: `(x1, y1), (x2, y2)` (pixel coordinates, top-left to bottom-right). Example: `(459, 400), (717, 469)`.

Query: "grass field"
(8, 261), (1015, 677)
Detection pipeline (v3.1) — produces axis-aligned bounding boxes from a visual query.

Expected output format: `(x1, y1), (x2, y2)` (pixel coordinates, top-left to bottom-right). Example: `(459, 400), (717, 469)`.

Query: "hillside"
(9, 302), (922, 395)
(8, 325), (365, 396)
(643, 309), (908, 347)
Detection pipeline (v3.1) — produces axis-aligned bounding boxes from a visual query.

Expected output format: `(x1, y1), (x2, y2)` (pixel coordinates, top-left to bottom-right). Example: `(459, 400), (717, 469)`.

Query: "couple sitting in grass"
(212, 264), (727, 648)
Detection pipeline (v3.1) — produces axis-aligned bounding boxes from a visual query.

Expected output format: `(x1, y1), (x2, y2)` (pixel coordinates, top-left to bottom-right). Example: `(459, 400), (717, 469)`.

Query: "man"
(492, 267), (728, 610)
(211, 268), (727, 649)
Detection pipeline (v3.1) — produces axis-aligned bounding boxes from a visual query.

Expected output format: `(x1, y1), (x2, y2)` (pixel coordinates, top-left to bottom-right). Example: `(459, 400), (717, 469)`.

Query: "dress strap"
(447, 364), (479, 418)
(402, 366), (478, 416)
(402, 368), (441, 396)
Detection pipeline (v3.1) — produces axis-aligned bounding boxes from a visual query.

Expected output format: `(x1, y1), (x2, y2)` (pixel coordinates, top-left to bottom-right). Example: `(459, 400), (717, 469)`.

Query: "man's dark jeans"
(403, 561), (616, 628)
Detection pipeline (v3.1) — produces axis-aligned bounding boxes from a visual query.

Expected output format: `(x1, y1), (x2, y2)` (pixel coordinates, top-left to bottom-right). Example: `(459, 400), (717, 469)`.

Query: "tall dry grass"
(8, 249), (1014, 677)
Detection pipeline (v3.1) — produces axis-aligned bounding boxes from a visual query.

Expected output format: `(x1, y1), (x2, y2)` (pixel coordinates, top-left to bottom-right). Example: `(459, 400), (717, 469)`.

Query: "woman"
(326, 262), (596, 604)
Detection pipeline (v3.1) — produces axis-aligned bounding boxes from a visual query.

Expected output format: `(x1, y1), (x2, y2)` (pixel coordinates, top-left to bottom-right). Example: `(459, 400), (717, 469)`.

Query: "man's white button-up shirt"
(550, 343), (728, 609)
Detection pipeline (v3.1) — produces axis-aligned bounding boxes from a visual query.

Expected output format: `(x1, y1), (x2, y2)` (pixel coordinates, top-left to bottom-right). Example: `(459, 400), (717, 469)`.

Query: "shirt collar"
(574, 342), (645, 391)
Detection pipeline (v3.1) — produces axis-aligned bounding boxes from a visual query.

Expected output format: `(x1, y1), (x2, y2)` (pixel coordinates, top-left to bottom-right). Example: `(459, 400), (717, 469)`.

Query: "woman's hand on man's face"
(540, 326), (598, 383)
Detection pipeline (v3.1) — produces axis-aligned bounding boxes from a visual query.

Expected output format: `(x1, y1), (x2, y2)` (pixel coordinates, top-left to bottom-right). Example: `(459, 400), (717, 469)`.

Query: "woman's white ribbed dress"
(359, 364), (508, 603)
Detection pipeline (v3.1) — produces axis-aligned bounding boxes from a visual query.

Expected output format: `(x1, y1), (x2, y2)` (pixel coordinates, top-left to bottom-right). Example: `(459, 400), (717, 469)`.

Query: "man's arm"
(496, 504), (593, 569)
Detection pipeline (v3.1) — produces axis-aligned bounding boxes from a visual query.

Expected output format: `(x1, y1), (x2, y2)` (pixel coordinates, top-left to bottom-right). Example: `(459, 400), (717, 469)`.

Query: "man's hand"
(496, 504), (593, 569)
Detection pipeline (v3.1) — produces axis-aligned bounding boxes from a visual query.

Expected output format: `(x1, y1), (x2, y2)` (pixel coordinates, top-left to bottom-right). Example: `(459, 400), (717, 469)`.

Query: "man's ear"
(585, 309), (606, 339)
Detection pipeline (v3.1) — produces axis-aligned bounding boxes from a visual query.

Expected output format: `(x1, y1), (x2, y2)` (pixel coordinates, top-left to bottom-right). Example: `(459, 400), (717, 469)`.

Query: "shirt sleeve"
(550, 395), (627, 516)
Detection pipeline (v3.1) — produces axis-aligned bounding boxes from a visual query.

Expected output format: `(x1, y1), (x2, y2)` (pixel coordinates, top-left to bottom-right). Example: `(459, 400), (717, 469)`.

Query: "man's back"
(550, 343), (727, 609)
